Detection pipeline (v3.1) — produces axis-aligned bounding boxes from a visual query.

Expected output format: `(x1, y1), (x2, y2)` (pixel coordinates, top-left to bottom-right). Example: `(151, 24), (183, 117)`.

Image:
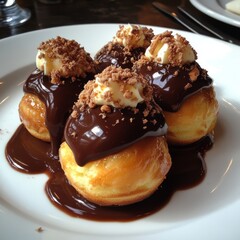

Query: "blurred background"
(0, 0), (240, 44)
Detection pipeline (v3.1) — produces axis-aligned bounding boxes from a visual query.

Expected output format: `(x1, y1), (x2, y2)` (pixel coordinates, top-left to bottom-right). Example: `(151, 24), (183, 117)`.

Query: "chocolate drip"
(5, 124), (213, 222)
(23, 69), (91, 158)
(65, 103), (167, 166)
(134, 62), (212, 112)
(95, 43), (145, 73)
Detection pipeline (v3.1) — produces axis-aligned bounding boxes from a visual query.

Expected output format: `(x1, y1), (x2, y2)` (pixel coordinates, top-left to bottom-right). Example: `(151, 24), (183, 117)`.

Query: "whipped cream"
(36, 50), (62, 76)
(145, 31), (197, 65)
(36, 36), (95, 84)
(113, 24), (154, 50)
(77, 66), (151, 110)
(93, 75), (144, 108)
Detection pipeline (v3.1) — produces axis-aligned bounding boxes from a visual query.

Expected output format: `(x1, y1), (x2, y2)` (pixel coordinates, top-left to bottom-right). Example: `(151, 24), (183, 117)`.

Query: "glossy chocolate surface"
(23, 68), (91, 158)
(5, 124), (213, 221)
(95, 43), (145, 73)
(134, 62), (212, 112)
(65, 103), (166, 166)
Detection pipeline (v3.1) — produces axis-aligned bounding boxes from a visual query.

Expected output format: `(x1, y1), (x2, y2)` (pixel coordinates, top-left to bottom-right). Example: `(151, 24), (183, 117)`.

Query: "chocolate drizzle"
(23, 68), (92, 158)
(5, 124), (213, 221)
(134, 62), (212, 112)
(65, 103), (167, 166)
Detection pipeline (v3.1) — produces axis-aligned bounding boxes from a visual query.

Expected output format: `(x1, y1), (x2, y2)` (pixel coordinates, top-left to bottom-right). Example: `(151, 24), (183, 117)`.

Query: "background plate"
(190, 0), (240, 27)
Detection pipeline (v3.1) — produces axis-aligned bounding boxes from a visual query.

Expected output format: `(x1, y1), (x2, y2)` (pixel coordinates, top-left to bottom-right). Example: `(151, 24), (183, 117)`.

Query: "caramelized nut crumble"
(71, 66), (162, 129)
(147, 31), (197, 66)
(76, 66), (153, 110)
(113, 25), (154, 50)
(38, 36), (95, 84)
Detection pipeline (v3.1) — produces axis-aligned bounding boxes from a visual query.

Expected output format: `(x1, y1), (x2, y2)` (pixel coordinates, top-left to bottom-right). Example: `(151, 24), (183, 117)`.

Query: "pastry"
(133, 31), (219, 145)
(59, 66), (171, 206)
(18, 36), (96, 157)
(94, 24), (154, 72)
(19, 93), (49, 142)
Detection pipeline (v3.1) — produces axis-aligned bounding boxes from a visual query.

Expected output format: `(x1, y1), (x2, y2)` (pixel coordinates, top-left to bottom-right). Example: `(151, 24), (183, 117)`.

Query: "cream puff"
(133, 31), (218, 145)
(18, 36), (96, 157)
(94, 24), (154, 72)
(59, 66), (171, 206)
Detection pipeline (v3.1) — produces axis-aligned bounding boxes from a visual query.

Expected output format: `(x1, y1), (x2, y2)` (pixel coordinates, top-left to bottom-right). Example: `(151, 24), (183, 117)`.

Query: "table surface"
(0, 0), (240, 45)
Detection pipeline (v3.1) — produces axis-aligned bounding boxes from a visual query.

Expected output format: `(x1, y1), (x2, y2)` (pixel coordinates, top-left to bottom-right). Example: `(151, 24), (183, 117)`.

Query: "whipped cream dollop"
(36, 36), (95, 84)
(36, 50), (62, 76)
(112, 24), (154, 50)
(93, 75), (144, 108)
(77, 66), (152, 110)
(145, 31), (197, 66)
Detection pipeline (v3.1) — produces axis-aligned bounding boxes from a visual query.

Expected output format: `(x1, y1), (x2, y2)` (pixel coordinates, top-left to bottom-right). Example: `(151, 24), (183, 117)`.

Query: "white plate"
(190, 0), (240, 27)
(1, 24), (240, 240)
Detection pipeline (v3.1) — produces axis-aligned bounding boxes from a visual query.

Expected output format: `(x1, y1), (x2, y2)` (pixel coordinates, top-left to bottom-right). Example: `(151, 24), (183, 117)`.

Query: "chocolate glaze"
(134, 62), (212, 112)
(5, 124), (213, 221)
(5, 63), (214, 222)
(65, 103), (167, 166)
(23, 69), (93, 159)
(94, 43), (145, 73)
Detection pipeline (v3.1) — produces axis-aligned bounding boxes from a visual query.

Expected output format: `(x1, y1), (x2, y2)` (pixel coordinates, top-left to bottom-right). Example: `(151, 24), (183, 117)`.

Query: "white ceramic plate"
(1, 24), (240, 240)
(190, 0), (240, 27)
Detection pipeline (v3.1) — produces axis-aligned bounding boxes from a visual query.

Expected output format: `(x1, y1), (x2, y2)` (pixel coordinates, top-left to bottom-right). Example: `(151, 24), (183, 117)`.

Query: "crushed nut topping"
(113, 25), (154, 51)
(189, 65), (200, 82)
(132, 55), (158, 71)
(133, 55), (210, 96)
(76, 66), (152, 110)
(71, 66), (162, 122)
(100, 104), (112, 113)
(37, 36), (95, 84)
(147, 31), (197, 66)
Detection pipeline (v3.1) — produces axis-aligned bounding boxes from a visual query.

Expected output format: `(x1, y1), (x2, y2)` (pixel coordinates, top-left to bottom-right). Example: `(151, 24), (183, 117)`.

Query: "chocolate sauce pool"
(5, 124), (213, 222)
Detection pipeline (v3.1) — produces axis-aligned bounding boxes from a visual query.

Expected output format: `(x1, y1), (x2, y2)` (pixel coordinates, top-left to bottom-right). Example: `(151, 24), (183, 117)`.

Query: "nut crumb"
(99, 113), (107, 119)
(36, 227), (44, 233)
(100, 105), (112, 113)
(189, 66), (200, 82)
(184, 83), (192, 90)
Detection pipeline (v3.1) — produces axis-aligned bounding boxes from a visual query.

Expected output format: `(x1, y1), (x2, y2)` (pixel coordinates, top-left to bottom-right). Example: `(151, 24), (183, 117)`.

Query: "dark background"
(0, 0), (240, 45)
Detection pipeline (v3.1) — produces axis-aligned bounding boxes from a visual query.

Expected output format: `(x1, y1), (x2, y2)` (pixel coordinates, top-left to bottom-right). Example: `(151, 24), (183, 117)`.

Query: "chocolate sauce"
(95, 43), (145, 73)
(134, 62), (212, 112)
(23, 69), (92, 159)
(5, 124), (213, 222)
(65, 103), (167, 166)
